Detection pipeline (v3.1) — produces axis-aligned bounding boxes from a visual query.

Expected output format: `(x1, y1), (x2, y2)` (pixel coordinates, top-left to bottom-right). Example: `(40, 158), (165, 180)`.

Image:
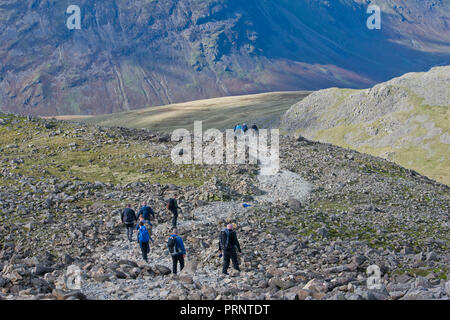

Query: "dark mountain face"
(0, 0), (449, 116)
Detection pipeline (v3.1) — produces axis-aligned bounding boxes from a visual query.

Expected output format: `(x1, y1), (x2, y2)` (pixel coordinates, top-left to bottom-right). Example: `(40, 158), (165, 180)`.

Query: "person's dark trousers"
(125, 223), (134, 242)
(222, 249), (240, 274)
(172, 254), (184, 274)
(140, 241), (150, 262)
(171, 212), (178, 228)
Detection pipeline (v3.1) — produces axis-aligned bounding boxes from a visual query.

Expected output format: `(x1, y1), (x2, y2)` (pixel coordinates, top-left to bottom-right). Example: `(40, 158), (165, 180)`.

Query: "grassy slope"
(51, 91), (310, 132)
(311, 89), (449, 185)
(0, 114), (226, 187)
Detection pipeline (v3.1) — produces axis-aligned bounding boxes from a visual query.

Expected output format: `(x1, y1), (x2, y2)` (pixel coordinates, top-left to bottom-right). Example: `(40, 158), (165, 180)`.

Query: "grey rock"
(33, 264), (55, 276)
(329, 293), (346, 300)
(414, 276), (430, 289)
(287, 199), (302, 211)
(426, 251), (438, 261)
(155, 265), (171, 275)
(0, 276), (7, 288)
(317, 227), (328, 238)
(352, 255), (367, 266)
(444, 281), (450, 296)
(346, 293), (363, 300)
(401, 288), (435, 300)
(114, 270), (127, 279)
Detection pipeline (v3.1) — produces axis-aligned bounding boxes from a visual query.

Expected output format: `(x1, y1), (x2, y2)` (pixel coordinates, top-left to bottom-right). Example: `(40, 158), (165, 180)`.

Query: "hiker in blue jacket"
(234, 124), (243, 136)
(137, 221), (151, 263)
(136, 216), (154, 243)
(167, 227), (186, 274)
(137, 201), (155, 235)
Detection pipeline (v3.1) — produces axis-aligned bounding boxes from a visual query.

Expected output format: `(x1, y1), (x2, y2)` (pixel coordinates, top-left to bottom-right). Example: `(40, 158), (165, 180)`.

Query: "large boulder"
(180, 259), (199, 276)
(155, 265), (171, 275)
(303, 279), (328, 299)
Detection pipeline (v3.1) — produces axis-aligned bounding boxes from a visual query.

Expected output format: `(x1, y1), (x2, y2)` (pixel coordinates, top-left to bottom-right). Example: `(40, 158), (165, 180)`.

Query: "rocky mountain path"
(81, 164), (311, 299)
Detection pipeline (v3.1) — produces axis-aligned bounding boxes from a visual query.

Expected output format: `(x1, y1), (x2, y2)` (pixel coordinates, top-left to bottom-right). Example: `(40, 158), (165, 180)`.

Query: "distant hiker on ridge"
(121, 204), (137, 243)
(219, 224), (242, 275)
(251, 124), (259, 136)
(234, 124), (243, 136)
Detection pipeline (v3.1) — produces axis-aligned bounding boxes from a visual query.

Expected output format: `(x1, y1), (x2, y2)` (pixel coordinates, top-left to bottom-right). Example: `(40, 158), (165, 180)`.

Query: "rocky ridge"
(281, 66), (450, 185)
(0, 113), (449, 300)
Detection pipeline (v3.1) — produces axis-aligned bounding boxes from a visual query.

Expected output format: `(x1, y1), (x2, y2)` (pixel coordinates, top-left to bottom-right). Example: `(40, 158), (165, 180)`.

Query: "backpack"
(124, 208), (135, 223)
(168, 235), (180, 256)
(167, 198), (176, 211)
(138, 226), (150, 243)
(220, 229), (232, 250)
(141, 206), (151, 220)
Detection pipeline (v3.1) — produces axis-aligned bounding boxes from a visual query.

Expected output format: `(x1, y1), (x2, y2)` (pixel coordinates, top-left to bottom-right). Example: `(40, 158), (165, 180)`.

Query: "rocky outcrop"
(281, 66), (450, 185)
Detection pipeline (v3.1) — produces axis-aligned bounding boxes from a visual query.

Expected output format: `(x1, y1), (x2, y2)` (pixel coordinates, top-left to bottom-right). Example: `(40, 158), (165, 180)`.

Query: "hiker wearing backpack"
(242, 123), (248, 133)
(137, 201), (155, 235)
(234, 124), (243, 136)
(136, 216), (154, 243)
(167, 227), (186, 274)
(219, 224), (242, 275)
(251, 124), (259, 136)
(167, 194), (181, 228)
(121, 204), (137, 242)
(137, 221), (151, 263)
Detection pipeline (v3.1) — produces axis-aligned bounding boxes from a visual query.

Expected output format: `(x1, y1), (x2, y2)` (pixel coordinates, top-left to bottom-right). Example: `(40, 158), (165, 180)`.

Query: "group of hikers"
(120, 194), (242, 275)
(233, 123), (259, 136)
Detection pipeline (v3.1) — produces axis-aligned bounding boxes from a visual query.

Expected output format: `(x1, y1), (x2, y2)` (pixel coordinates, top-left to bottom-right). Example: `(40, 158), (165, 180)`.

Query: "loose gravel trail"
(81, 158), (311, 299)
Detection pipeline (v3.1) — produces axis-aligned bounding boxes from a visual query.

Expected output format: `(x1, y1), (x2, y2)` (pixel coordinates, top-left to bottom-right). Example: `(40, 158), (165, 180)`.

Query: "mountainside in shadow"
(281, 66), (450, 185)
(0, 0), (449, 116)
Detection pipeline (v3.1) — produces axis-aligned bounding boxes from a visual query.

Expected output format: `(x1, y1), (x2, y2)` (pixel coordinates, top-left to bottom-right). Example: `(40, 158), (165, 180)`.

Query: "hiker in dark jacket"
(219, 224), (242, 275)
(167, 195), (181, 228)
(242, 123), (248, 133)
(121, 204), (137, 242)
(251, 124), (259, 135)
(137, 201), (155, 235)
(137, 221), (151, 263)
(167, 227), (186, 274)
